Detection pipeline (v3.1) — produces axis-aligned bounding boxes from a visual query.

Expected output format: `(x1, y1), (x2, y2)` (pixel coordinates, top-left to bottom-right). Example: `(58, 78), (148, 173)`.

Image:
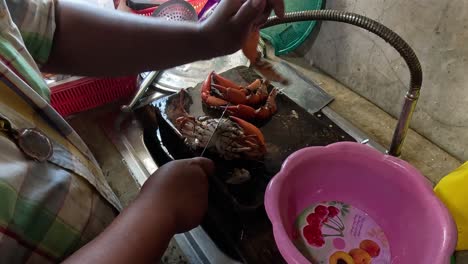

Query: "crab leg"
(242, 30), (289, 85)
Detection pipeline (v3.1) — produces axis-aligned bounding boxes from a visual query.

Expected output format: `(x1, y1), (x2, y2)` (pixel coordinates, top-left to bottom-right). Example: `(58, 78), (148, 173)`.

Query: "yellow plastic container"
(434, 162), (468, 251)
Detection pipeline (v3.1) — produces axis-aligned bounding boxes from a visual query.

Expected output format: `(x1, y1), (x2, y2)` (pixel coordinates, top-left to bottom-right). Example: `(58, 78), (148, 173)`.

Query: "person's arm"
(43, 0), (282, 76)
(63, 158), (214, 263)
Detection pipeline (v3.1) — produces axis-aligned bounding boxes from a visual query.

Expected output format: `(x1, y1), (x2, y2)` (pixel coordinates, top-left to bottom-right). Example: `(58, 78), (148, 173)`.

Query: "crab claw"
(212, 72), (243, 90)
(224, 104), (257, 120)
(202, 71), (249, 107)
(246, 80), (268, 105)
(245, 79), (262, 91)
(225, 88), (278, 121)
(230, 116), (265, 148)
(205, 96), (229, 107)
(212, 84), (247, 105)
(255, 88), (278, 120)
(201, 72), (214, 102)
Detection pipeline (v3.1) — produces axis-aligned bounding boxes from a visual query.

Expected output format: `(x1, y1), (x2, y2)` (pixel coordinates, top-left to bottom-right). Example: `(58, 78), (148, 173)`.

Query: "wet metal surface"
(140, 50), (249, 93)
(142, 66), (356, 263)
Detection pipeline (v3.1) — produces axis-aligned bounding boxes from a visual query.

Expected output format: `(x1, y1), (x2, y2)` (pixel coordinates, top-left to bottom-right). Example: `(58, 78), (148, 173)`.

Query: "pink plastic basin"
(265, 142), (457, 264)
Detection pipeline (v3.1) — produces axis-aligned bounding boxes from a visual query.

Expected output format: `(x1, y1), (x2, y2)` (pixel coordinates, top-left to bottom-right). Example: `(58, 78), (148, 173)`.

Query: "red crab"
(175, 89), (267, 160)
(201, 71), (279, 121)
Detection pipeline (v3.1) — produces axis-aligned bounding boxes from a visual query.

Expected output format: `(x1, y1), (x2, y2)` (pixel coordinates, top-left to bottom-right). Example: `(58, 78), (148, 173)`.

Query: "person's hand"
(139, 158), (215, 233)
(199, 0), (284, 58)
(64, 158), (214, 263)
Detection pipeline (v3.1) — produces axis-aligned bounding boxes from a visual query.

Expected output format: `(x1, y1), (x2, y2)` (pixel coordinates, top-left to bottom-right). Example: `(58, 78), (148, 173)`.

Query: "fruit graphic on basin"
(329, 251), (355, 264)
(349, 248), (371, 264)
(360, 239), (381, 257)
(303, 204), (346, 248)
(295, 201), (391, 263)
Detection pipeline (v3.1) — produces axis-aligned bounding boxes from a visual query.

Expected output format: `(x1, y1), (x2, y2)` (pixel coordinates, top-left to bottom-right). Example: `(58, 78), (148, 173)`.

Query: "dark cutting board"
(142, 66), (355, 263)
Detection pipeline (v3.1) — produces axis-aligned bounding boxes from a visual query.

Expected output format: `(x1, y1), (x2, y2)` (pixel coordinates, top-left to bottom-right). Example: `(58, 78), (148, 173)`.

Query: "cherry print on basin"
(294, 201), (391, 264)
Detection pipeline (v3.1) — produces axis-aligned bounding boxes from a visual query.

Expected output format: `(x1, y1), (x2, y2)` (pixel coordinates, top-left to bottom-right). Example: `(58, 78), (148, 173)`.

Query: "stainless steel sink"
(102, 102), (384, 264)
(102, 55), (386, 263)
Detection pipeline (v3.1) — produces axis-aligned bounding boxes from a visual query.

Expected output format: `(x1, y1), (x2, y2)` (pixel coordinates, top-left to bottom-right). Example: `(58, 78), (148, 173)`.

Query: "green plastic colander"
(260, 0), (323, 55)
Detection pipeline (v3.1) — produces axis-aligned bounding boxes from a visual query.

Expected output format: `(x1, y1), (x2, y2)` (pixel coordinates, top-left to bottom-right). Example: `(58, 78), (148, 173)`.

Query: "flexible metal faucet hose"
(261, 10), (423, 157)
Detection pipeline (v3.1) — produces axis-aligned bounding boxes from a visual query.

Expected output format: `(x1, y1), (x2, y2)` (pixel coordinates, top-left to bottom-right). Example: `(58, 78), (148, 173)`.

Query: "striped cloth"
(0, 0), (122, 262)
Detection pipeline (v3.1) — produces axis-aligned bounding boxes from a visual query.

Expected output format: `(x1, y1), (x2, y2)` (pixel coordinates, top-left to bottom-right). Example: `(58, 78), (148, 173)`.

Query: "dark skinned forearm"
(44, 0), (214, 76)
(63, 190), (176, 263)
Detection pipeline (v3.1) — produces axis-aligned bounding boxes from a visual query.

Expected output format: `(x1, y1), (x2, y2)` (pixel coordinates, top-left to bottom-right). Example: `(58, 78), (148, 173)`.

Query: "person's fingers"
(233, 0), (266, 28)
(210, 0), (243, 22)
(190, 157), (215, 177)
(254, 5), (272, 27)
(267, 0), (284, 18)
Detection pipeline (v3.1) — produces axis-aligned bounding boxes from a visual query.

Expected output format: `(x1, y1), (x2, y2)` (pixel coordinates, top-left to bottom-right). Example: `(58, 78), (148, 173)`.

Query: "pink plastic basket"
(50, 76), (137, 117)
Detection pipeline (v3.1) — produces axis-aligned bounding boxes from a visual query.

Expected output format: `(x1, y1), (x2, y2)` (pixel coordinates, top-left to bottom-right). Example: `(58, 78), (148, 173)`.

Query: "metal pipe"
(261, 10), (423, 157)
